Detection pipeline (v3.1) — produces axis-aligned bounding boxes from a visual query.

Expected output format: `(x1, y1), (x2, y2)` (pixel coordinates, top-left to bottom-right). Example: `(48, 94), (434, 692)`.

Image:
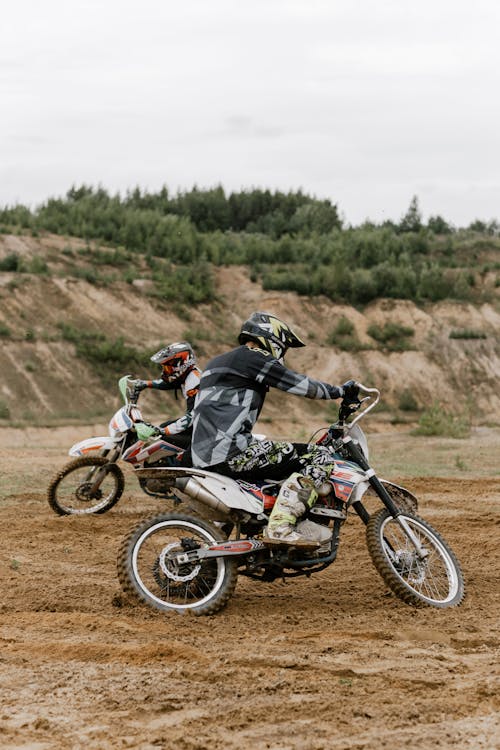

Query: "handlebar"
(340, 383), (380, 427)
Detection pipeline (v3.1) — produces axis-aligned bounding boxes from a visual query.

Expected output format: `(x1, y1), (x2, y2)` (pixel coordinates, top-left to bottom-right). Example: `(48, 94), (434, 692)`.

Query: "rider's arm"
(146, 378), (171, 390)
(162, 368), (201, 435)
(245, 348), (343, 399)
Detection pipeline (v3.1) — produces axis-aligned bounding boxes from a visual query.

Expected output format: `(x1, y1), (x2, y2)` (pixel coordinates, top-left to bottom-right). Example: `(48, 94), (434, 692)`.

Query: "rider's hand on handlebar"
(341, 380), (361, 408)
(342, 379), (359, 397)
(131, 379), (148, 392)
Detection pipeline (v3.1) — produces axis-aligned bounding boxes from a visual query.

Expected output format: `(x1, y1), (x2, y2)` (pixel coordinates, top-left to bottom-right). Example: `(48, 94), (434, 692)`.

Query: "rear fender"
(135, 467), (264, 516)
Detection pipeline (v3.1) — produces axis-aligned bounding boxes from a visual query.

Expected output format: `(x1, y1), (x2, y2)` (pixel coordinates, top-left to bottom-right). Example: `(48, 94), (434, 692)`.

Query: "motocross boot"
(263, 473), (326, 549)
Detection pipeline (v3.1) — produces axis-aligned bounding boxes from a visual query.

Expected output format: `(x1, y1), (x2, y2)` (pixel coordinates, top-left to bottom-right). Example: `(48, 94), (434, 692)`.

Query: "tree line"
(1, 186), (499, 306)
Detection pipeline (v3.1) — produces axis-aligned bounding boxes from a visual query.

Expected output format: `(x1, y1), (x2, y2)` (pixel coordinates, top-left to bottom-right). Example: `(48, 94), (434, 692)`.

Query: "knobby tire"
(366, 508), (465, 608)
(117, 512), (238, 616)
(47, 455), (125, 515)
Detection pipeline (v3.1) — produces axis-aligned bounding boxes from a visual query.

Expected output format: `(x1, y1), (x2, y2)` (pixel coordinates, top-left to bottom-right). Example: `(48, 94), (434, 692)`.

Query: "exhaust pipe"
(175, 477), (231, 517)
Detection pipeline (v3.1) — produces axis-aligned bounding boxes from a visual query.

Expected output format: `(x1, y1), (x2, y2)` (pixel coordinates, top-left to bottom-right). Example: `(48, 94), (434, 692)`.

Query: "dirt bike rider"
(131, 342), (201, 451)
(190, 312), (359, 548)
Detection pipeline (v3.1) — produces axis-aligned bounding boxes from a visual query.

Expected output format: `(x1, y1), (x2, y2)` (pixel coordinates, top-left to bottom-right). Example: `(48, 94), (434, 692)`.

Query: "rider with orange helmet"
(133, 342), (201, 448)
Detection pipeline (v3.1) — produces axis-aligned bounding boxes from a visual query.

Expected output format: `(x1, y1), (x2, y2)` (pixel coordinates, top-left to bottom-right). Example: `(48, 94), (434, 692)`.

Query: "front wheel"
(366, 509), (465, 608)
(47, 456), (125, 515)
(117, 512), (238, 616)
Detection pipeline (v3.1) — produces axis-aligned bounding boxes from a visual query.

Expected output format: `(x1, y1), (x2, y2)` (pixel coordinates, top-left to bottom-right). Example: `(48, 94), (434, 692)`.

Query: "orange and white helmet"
(150, 342), (196, 384)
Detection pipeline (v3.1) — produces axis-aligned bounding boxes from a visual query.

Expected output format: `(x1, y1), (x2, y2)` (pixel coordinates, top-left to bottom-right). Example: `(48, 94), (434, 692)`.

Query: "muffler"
(175, 477), (231, 517)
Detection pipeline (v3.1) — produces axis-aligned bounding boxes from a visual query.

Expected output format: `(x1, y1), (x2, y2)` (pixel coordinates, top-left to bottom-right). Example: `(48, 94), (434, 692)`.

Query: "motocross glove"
(341, 380), (361, 408)
(147, 422), (167, 438)
(131, 379), (148, 392)
(342, 379), (360, 398)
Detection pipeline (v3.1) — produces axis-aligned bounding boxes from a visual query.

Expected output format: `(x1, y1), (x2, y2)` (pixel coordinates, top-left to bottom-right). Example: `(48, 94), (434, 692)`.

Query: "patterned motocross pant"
(222, 439), (336, 487)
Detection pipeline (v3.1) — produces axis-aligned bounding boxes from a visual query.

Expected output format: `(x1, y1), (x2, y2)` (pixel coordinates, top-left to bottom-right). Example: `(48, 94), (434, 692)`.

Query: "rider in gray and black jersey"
(191, 312), (358, 548)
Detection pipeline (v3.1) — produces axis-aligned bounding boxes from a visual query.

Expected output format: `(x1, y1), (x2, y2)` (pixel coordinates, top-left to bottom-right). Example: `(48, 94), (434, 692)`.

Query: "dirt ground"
(1, 425), (500, 750)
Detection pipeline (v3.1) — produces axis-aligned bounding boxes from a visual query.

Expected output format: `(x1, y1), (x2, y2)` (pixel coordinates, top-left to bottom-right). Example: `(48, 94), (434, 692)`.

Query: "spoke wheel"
(117, 512), (238, 616)
(366, 509), (465, 608)
(47, 456), (124, 515)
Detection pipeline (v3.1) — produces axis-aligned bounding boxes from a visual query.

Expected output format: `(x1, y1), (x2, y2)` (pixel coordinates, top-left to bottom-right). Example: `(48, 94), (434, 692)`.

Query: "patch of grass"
(0, 252), (20, 271)
(57, 322), (156, 384)
(22, 256), (50, 275)
(449, 329), (487, 340)
(328, 316), (371, 352)
(412, 402), (471, 438)
(0, 400), (10, 419)
(367, 322), (415, 351)
(398, 389), (419, 412)
(0, 322), (11, 337)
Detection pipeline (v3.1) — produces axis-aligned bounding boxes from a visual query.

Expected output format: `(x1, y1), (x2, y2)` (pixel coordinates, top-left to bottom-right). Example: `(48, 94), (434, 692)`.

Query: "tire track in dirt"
(1, 446), (499, 750)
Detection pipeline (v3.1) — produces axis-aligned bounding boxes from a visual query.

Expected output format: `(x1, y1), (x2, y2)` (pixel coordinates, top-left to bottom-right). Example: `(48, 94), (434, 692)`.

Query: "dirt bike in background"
(47, 376), (184, 515)
(118, 384), (465, 616)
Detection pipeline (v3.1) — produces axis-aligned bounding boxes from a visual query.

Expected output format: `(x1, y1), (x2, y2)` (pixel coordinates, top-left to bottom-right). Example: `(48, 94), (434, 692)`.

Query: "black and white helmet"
(150, 342), (196, 384)
(238, 311), (305, 360)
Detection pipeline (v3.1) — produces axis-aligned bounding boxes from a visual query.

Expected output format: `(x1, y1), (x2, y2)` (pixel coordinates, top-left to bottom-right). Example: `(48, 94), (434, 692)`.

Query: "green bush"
(367, 322), (415, 351)
(449, 329), (487, 340)
(0, 322), (11, 337)
(332, 316), (354, 337)
(413, 402), (470, 438)
(58, 322), (153, 383)
(328, 316), (370, 352)
(0, 399), (9, 419)
(22, 255), (50, 275)
(398, 389), (419, 411)
(0, 252), (20, 271)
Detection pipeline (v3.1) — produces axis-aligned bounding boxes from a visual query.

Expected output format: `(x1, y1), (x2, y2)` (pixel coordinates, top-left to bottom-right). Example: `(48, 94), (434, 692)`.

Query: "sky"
(1, 0), (499, 227)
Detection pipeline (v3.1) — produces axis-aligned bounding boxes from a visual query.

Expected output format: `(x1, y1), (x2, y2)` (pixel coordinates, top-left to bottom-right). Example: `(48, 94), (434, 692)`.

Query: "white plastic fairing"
(168, 468), (264, 515)
(69, 436), (119, 457)
(108, 407), (134, 436)
(122, 439), (179, 464)
(346, 423), (369, 461)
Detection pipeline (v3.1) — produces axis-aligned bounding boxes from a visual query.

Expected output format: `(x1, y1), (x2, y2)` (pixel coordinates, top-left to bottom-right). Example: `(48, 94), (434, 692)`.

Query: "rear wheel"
(117, 512), (238, 616)
(366, 508), (465, 608)
(47, 456), (124, 515)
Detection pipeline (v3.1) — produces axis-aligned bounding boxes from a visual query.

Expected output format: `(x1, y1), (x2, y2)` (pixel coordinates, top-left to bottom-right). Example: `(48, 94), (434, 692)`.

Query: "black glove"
(131, 379), (148, 392)
(341, 380), (360, 407)
(151, 424), (166, 438)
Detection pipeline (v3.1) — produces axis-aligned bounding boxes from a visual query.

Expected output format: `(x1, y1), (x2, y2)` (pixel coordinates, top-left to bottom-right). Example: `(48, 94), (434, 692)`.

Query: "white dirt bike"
(117, 384), (465, 615)
(47, 376), (185, 515)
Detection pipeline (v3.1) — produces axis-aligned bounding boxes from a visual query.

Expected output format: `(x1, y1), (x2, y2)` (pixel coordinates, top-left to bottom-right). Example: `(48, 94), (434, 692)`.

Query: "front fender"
(69, 436), (119, 457)
(378, 479), (418, 513)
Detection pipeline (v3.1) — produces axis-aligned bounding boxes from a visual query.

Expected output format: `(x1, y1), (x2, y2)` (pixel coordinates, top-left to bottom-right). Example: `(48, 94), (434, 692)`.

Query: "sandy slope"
(0, 428), (499, 750)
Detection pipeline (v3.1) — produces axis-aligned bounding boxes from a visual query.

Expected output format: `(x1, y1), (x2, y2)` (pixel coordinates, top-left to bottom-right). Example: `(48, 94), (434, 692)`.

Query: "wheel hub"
(75, 483), (102, 502)
(394, 549), (426, 584)
(158, 542), (201, 583)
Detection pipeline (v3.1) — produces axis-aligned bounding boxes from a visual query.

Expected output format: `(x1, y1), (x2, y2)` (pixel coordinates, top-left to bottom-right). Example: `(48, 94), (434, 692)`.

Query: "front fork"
(342, 436), (428, 559)
(88, 446), (121, 494)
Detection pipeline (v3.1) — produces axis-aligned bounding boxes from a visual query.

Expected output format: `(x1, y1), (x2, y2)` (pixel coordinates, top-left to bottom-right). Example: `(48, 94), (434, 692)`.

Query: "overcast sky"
(1, 0), (499, 227)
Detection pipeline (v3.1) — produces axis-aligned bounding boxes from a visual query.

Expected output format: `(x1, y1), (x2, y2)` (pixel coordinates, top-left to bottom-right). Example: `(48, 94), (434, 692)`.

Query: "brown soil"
(1, 428), (499, 749)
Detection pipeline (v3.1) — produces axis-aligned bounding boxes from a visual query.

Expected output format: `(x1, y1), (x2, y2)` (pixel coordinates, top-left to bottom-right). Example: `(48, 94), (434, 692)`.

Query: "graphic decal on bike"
(330, 459), (366, 502)
(236, 480), (278, 510)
